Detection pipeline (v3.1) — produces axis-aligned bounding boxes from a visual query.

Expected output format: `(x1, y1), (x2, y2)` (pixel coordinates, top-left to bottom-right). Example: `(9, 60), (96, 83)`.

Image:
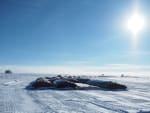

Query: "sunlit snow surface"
(0, 74), (150, 113)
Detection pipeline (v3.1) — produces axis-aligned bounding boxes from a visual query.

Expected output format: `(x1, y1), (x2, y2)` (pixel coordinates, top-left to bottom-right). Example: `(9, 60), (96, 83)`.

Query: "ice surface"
(0, 73), (150, 113)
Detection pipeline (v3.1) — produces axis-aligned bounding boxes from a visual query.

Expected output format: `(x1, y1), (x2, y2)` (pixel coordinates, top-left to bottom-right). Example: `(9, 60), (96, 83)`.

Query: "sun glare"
(126, 10), (146, 49)
(127, 11), (145, 36)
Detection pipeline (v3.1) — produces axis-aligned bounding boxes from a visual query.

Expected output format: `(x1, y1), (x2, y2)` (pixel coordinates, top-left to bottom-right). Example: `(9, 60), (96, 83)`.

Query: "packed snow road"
(0, 74), (150, 113)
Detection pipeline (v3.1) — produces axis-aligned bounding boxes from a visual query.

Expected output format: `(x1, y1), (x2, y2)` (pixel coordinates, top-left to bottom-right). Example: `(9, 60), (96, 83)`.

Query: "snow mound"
(27, 75), (127, 90)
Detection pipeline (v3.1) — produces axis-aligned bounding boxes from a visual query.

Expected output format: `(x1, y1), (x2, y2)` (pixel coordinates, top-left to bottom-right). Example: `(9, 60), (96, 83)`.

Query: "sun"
(126, 11), (145, 36)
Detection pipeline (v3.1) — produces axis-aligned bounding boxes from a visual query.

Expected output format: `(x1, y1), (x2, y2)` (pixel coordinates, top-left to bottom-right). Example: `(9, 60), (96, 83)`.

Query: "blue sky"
(0, 0), (150, 75)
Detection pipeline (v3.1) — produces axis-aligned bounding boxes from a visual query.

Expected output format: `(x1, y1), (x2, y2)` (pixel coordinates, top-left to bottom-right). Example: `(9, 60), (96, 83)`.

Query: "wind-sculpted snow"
(0, 74), (150, 113)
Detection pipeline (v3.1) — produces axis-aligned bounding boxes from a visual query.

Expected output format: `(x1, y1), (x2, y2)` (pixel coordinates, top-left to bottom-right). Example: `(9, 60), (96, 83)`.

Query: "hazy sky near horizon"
(0, 0), (150, 74)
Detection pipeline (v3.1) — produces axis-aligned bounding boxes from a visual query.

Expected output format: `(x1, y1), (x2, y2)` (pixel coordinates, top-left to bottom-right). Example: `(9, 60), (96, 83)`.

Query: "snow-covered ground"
(0, 74), (150, 113)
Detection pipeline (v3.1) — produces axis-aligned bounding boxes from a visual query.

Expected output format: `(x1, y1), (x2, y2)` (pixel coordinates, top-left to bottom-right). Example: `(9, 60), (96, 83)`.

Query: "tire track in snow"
(63, 91), (128, 113)
(26, 91), (58, 113)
